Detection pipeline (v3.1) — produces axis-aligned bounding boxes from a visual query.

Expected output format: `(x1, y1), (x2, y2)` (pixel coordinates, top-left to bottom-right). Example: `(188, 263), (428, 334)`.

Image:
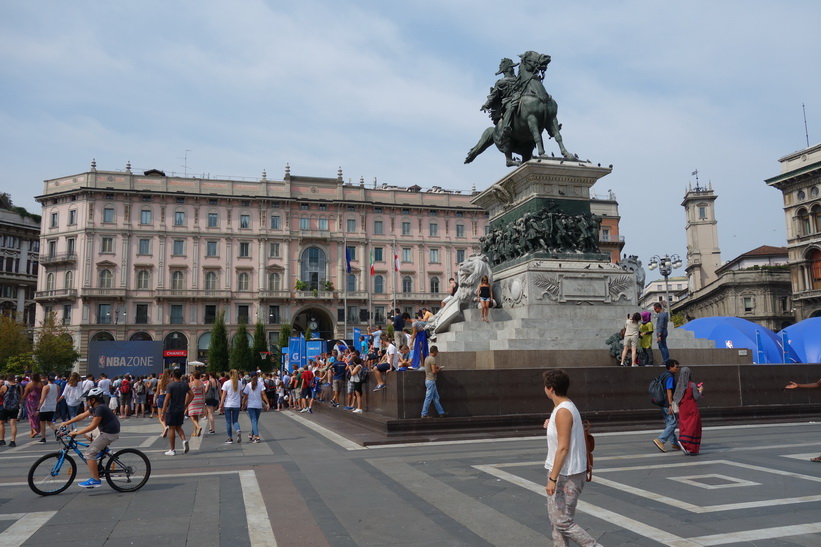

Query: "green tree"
(276, 323), (292, 371)
(230, 320), (253, 373)
(0, 315), (33, 371)
(33, 313), (79, 376)
(2, 352), (36, 376)
(207, 311), (229, 373)
(252, 321), (271, 372)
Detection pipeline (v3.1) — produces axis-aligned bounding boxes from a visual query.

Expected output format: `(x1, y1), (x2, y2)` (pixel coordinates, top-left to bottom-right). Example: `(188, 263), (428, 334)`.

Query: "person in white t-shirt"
(242, 372), (269, 443)
(543, 369), (602, 547)
(386, 340), (399, 371)
(219, 369), (243, 445)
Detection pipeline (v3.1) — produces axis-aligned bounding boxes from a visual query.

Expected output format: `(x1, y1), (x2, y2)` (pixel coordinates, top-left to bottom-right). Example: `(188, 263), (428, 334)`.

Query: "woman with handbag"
(187, 371), (205, 437)
(202, 372), (219, 434)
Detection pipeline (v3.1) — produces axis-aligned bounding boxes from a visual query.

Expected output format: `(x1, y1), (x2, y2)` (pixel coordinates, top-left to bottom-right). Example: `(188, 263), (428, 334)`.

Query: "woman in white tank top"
(543, 369), (602, 547)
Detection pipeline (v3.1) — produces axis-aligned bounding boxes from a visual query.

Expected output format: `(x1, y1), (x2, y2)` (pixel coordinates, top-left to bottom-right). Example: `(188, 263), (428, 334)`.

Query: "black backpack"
(648, 371), (672, 407)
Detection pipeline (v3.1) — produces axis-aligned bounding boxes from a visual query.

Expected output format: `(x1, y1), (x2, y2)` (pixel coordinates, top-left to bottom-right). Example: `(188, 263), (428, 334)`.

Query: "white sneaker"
(300, 408), (308, 413)
(183, 439), (190, 454)
(165, 449), (176, 456)
(352, 408), (363, 414)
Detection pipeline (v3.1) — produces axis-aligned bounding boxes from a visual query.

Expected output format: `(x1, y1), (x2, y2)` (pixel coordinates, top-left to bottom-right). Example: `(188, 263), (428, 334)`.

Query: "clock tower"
(682, 178), (721, 292)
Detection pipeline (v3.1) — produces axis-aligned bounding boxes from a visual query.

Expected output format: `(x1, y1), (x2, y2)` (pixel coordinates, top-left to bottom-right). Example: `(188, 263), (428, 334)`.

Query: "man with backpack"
(0, 374), (22, 447)
(118, 374), (133, 418)
(652, 360), (681, 453)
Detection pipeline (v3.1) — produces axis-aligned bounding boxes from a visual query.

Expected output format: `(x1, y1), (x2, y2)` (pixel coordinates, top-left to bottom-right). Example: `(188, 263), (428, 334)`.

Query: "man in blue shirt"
(652, 359), (680, 453)
(653, 303), (670, 363)
(330, 356), (348, 408)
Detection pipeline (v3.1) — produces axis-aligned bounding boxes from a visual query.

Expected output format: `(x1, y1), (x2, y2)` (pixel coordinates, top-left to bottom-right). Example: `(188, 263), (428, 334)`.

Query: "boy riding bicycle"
(60, 387), (120, 488)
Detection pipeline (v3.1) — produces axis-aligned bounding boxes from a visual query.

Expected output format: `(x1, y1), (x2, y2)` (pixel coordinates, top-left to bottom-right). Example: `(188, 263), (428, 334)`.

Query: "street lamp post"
(647, 254), (683, 311)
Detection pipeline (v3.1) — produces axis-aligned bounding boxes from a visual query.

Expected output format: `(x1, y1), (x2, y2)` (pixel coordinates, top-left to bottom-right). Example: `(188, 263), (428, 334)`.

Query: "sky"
(2, 0), (820, 284)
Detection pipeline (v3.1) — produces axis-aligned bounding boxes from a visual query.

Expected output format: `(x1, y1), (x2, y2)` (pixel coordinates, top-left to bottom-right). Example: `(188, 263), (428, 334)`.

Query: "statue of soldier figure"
(466, 51), (574, 167)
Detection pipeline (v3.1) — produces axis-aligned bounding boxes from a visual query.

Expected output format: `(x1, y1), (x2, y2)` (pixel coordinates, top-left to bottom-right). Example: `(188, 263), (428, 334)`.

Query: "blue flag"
(352, 327), (361, 347)
(345, 246), (352, 274)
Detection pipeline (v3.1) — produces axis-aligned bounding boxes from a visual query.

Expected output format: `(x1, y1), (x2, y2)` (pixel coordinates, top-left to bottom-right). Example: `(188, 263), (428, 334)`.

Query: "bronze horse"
(465, 51), (574, 167)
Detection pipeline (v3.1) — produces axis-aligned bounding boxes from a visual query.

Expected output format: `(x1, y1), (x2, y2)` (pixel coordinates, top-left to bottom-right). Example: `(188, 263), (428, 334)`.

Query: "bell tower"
(682, 174), (721, 292)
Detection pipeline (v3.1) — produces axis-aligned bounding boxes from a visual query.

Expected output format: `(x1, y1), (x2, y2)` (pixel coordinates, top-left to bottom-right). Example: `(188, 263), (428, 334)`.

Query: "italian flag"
(394, 249), (400, 272)
(370, 250), (375, 276)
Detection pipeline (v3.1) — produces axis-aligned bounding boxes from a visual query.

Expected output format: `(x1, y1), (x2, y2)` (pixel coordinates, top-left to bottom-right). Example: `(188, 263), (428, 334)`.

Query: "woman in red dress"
(673, 366), (704, 455)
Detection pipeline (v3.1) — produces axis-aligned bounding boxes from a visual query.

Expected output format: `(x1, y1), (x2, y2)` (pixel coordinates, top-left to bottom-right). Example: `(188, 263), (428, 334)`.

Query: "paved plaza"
(1, 410), (820, 546)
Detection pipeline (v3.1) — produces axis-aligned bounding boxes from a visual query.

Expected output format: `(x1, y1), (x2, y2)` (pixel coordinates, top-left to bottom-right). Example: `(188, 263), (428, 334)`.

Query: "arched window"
(347, 274), (356, 292)
(810, 248), (821, 290)
(136, 270), (150, 290)
(402, 276), (412, 293)
(205, 271), (218, 290)
(98, 269), (112, 288)
(237, 272), (250, 291)
(374, 275), (384, 294)
(268, 272), (281, 291)
(300, 247), (327, 290)
(46, 272), (55, 291)
(430, 276), (440, 293)
(812, 204), (821, 233)
(65, 270), (74, 289)
(171, 271), (184, 290)
(798, 208), (811, 236)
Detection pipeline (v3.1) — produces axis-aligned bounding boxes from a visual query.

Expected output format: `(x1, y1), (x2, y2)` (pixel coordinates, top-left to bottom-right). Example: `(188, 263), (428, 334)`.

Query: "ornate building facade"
(0, 206), (40, 325)
(766, 143), (821, 320)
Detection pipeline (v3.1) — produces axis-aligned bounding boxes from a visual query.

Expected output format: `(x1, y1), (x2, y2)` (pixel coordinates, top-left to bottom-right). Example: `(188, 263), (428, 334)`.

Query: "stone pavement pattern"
(1, 411), (821, 546)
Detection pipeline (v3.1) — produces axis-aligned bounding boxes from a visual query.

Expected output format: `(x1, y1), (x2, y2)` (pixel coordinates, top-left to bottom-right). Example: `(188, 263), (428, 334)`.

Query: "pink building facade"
(35, 164), (488, 368)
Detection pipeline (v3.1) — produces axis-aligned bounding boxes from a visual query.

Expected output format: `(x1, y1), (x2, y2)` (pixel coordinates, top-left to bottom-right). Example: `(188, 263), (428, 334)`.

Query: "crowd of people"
(617, 302), (670, 367)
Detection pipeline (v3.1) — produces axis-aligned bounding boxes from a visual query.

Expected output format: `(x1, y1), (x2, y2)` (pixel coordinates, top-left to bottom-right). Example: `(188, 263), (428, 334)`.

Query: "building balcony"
(258, 290), (291, 299)
(34, 289), (78, 301)
(155, 289), (232, 300)
(40, 253), (77, 265)
(396, 292), (443, 301)
(293, 290), (335, 300)
(292, 229), (332, 239)
(792, 289), (821, 302)
(80, 288), (128, 299)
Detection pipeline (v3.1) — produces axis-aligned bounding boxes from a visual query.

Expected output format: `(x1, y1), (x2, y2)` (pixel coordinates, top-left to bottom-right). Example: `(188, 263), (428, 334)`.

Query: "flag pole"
(392, 242), (397, 317)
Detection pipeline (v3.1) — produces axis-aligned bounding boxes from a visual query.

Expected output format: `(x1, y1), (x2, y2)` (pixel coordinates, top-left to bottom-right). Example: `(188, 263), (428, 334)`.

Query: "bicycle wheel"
(104, 448), (151, 492)
(28, 452), (76, 496)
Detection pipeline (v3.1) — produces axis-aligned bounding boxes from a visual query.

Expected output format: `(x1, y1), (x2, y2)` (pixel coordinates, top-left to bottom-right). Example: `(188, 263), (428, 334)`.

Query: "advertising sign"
(306, 340), (326, 361)
(87, 341), (164, 377)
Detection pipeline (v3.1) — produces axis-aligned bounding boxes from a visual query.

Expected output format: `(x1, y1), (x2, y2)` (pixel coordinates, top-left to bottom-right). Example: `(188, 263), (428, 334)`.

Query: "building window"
(374, 275), (384, 294)
(209, 199), (218, 206)
(140, 208), (152, 224)
(204, 305), (216, 324)
(300, 217), (309, 230)
(237, 272), (250, 291)
(205, 271), (218, 290)
(65, 270), (74, 289)
(170, 305), (184, 325)
(138, 238), (151, 255)
(698, 206), (707, 220)
(237, 305), (250, 324)
(101, 237), (113, 253)
(374, 247), (384, 262)
(347, 219), (356, 232)
(402, 208), (410, 215)
(171, 271), (184, 290)
(268, 305), (280, 324)
(402, 221), (411, 235)
(98, 269), (113, 288)
(270, 215), (280, 230)
(319, 204), (327, 211)
(174, 211), (186, 226)
(269, 242), (280, 258)
(142, 196), (151, 202)
(456, 211), (464, 218)
(207, 212), (218, 227)
(67, 238), (76, 256)
(62, 304), (71, 325)
(46, 272), (55, 290)
(318, 218), (328, 231)
(241, 200), (250, 207)
(239, 242), (250, 257)
(347, 274), (356, 292)
(374, 207), (383, 214)
(240, 214), (250, 229)
(68, 209), (77, 225)
(176, 197), (185, 204)
(136, 270), (150, 290)
(47, 240), (56, 259)
(98, 304), (111, 324)
(457, 249), (465, 263)
(456, 224), (464, 237)
(374, 306), (385, 324)
(50, 212), (58, 228)
(374, 220), (384, 234)
(172, 240), (185, 256)
(798, 208), (811, 236)
(300, 247), (327, 290)
(402, 248), (412, 262)
(206, 241), (218, 257)
(346, 246), (356, 261)
(430, 248), (440, 263)
(742, 296), (754, 313)
(268, 272), (281, 290)
(347, 205), (356, 212)
(347, 305), (358, 322)
(431, 277), (440, 293)
(135, 304), (149, 324)
(601, 228), (610, 242)
(300, 203), (309, 211)
(103, 207), (114, 223)
(402, 276), (412, 293)
(429, 223), (438, 236)
(429, 210), (437, 216)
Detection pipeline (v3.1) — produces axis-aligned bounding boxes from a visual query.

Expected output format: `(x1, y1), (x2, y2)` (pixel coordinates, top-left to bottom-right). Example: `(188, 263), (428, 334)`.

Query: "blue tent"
(678, 317), (796, 364)
(778, 317), (821, 364)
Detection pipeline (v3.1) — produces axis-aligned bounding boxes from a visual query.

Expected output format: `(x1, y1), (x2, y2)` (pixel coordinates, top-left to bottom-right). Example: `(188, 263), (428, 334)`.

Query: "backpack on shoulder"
(648, 372), (672, 407)
(120, 380), (131, 394)
(582, 420), (595, 482)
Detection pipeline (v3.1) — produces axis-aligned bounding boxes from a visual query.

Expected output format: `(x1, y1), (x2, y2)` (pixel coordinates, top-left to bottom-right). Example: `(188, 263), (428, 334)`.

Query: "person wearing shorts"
(61, 388), (120, 488)
(161, 369), (193, 456)
(0, 374), (22, 447)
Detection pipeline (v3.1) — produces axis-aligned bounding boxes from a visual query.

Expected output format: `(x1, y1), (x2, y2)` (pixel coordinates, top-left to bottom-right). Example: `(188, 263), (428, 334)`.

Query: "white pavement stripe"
(284, 412), (366, 451)
(688, 522), (821, 546)
(0, 511), (57, 547)
(371, 460), (547, 545)
(473, 464), (695, 546)
(239, 470), (277, 547)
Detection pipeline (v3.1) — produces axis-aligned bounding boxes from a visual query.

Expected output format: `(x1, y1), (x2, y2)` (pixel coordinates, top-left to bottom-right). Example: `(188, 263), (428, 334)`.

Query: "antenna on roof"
(179, 150), (191, 177)
(803, 103), (810, 148)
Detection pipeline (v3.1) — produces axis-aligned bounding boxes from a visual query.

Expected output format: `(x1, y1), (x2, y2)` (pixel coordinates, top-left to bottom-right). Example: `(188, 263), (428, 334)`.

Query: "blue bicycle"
(27, 428), (151, 495)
